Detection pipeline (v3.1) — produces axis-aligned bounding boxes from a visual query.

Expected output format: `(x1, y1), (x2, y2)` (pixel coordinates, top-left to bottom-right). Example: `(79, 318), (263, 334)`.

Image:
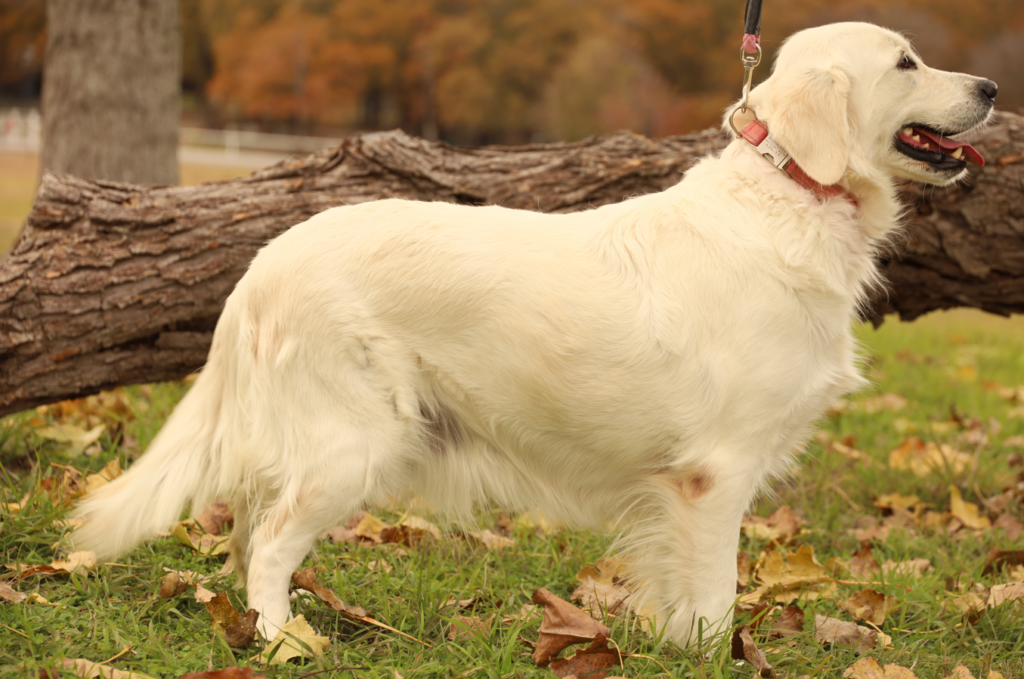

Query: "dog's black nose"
(980, 79), (998, 102)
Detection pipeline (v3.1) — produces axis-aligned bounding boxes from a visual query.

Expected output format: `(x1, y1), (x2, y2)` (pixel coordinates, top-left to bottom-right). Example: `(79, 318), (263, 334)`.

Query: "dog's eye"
(897, 54), (917, 70)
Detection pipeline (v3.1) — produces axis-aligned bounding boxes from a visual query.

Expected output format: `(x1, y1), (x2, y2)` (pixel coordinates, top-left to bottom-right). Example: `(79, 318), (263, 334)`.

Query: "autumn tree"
(40, 0), (180, 185)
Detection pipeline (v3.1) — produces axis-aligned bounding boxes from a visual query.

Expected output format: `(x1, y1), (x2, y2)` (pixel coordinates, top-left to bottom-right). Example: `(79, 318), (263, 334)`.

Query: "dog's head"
(733, 22), (996, 187)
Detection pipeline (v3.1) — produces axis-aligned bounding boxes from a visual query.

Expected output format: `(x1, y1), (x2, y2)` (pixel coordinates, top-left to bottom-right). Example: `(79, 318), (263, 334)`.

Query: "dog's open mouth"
(895, 125), (984, 169)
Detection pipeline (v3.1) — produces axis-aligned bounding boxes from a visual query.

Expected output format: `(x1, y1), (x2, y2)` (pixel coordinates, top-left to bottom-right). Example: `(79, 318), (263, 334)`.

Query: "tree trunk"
(2, 113), (1023, 416)
(41, 0), (180, 185)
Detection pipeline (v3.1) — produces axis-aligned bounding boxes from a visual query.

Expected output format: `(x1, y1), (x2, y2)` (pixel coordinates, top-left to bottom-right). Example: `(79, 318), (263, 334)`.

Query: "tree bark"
(41, 0), (180, 185)
(2, 113), (1023, 416)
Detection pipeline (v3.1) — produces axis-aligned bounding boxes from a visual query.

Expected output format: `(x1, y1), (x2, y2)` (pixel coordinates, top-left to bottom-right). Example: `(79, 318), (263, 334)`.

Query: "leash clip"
(739, 45), (762, 113)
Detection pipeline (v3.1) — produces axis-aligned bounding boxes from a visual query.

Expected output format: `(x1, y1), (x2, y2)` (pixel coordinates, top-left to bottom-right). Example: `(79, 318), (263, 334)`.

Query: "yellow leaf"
(60, 658), (155, 679)
(354, 513), (389, 543)
(37, 423), (105, 456)
(888, 437), (970, 476)
(838, 588), (899, 625)
(260, 615), (330, 665)
(83, 458), (121, 496)
(949, 486), (991, 530)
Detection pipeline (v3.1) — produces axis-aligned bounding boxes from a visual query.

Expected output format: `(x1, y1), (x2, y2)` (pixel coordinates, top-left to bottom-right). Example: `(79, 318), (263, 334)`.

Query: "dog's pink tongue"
(914, 127), (984, 166)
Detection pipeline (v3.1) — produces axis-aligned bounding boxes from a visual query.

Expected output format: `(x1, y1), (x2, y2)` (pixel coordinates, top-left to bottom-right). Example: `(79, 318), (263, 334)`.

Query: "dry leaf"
(0, 580), (27, 603)
(859, 393), (908, 413)
(943, 665), (977, 679)
(982, 549), (1024, 576)
(158, 571), (188, 598)
(37, 423), (106, 456)
(814, 614), (878, 653)
(171, 522), (231, 557)
(468, 529), (515, 550)
(731, 625), (776, 678)
(82, 458), (122, 496)
(742, 505), (805, 544)
(993, 513), (1023, 541)
(888, 437), (971, 476)
(354, 513), (390, 543)
(829, 439), (870, 463)
(849, 543), (880, 577)
(838, 589), (900, 625)
(741, 546), (834, 605)
(949, 486), (992, 530)
(161, 569), (216, 603)
(770, 605), (805, 638)
(571, 576), (631, 618)
(843, 657), (919, 678)
(874, 492), (926, 518)
(950, 585), (988, 623)
(60, 659), (155, 679)
(321, 525), (358, 543)
(259, 615), (330, 665)
(502, 603), (539, 625)
(225, 609), (259, 649)
(177, 668), (269, 679)
(572, 557), (632, 618)
(195, 499), (234, 535)
(292, 568), (369, 619)
(447, 614), (493, 641)
(987, 582), (1024, 608)
(8, 550), (97, 578)
(548, 635), (622, 679)
(881, 559), (931, 578)
(401, 515), (442, 543)
(367, 558), (393, 573)
(531, 587), (611, 666)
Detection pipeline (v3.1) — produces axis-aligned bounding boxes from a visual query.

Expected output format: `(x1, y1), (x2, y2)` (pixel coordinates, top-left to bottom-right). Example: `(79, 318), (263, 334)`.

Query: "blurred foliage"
(1, 0), (1023, 142)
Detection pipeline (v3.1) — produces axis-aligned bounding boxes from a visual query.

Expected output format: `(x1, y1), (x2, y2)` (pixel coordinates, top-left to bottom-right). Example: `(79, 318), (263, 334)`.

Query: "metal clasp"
(739, 45), (762, 113)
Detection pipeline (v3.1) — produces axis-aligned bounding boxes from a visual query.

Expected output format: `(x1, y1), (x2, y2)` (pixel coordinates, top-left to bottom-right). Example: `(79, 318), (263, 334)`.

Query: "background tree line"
(2, 0), (1023, 146)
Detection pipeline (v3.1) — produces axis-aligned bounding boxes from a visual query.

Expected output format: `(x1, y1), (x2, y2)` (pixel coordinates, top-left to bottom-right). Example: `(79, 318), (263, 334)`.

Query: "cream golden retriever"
(73, 22), (996, 646)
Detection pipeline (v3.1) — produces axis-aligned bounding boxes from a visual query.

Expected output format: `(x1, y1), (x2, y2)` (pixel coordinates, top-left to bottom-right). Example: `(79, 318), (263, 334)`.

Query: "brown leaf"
(177, 668), (269, 679)
(741, 546), (835, 605)
(0, 580), (27, 603)
(205, 592), (240, 634)
(224, 609), (259, 649)
(354, 513), (390, 543)
(571, 561), (632, 619)
(770, 605), (805, 638)
(859, 393), (908, 413)
(195, 499), (234, 536)
(982, 549), (1024, 576)
(874, 492), (927, 518)
(501, 603), (540, 625)
(849, 543), (879, 577)
(993, 514), (1023, 541)
(838, 589), (899, 626)
(843, 657), (919, 678)
(531, 587), (611, 666)
(888, 437), (970, 476)
(548, 635), (622, 679)
(814, 614), (878, 653)
(447, 614), (494, 641)
(730, 625), (776, 678)
(292, 568), (368, 619)
(158, 571), (188, 598)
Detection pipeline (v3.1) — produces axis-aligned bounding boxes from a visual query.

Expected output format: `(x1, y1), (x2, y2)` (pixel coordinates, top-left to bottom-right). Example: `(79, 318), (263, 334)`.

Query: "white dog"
(72, 22), (995, 646)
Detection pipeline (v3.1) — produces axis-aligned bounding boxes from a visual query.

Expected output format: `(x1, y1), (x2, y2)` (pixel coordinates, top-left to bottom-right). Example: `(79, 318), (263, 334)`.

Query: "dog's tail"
(70, 309), (240, 561)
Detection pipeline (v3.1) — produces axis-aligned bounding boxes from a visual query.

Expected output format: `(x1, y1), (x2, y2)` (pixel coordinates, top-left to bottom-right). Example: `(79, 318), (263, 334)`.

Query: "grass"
(0, 151), (255, 256)
(1, 311), (1023, 678)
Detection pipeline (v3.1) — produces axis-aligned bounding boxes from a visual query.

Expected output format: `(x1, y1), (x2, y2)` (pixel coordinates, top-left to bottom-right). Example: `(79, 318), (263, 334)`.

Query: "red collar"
(738, 119), (857, 206)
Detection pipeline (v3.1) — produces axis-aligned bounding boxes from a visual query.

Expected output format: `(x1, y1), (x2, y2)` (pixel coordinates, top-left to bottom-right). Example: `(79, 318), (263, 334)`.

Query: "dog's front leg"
(625, 463), (761, 648)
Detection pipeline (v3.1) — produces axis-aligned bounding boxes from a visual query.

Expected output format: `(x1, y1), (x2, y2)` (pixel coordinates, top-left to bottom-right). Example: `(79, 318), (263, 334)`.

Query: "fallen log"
(2, 113), (1022, 416)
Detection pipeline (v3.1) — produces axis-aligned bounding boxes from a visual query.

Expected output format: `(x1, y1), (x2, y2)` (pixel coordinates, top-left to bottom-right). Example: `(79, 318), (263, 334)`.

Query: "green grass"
(2, 309), (1023, 678)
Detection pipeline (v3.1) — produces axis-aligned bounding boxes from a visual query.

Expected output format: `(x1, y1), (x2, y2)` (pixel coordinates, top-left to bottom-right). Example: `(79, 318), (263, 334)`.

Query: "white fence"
(1, 108), (343, 166)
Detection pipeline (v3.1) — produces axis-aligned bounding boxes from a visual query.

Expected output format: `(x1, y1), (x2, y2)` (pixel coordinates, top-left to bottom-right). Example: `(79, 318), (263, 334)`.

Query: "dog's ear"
(762, 66), (852, 186)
